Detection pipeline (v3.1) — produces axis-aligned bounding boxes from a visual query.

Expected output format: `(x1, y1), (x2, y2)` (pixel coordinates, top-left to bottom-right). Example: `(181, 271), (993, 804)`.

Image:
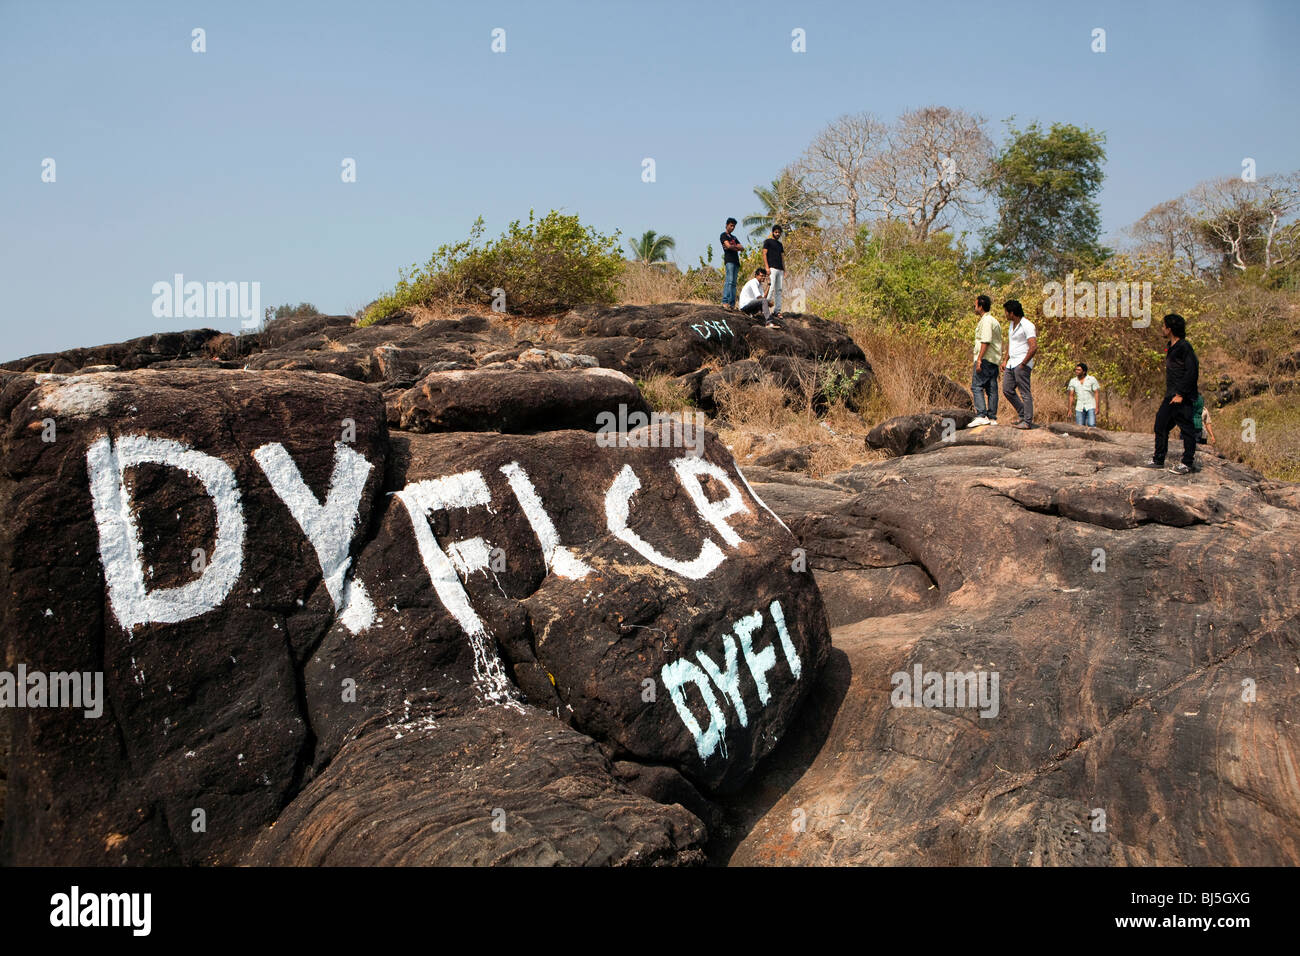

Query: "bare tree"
(1188, 177), (1269, 271)
(1129, 198), (1206, 276)
(1258, 172), (1300, 270)
(864, 106), (994, 241)
(793, 112), (886, 231)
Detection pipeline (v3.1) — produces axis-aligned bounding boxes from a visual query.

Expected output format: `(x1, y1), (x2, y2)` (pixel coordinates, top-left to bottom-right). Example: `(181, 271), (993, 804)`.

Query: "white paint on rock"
(252, 441), (374, 633)
(396, 471), (522, 710)
(605, 464), (726, 580)
(39, 379), (114, 418)
(499, 460), (592, 579)
(660, 657), (728, 761)
(660, 600), (803, 762)
(86, 434), (245, 632)
(672, 456), (750, 548)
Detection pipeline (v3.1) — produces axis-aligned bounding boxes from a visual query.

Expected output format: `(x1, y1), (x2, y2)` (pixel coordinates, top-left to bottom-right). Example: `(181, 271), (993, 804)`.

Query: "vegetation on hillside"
(362, 210), (623, 323)
(358, 107), (1298, 478)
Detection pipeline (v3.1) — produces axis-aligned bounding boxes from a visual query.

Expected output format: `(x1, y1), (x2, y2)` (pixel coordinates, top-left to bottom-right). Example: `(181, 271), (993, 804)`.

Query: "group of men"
(967, 295), (1204, 474)
(713, 220), (1207, 476)
(719, 218), (785, 326)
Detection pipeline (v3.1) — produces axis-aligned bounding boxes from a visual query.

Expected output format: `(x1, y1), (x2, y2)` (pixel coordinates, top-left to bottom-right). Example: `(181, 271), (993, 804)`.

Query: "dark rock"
(866, 408), (978, 457)
(244, 708), (708, 866)
(394, 367), (649, 434)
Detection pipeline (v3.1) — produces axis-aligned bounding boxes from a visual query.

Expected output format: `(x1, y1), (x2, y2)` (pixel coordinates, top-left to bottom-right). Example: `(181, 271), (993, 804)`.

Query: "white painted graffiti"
(690, 319), (733, 340)
(84, 434), (787, 710)
(660, 599), (801, 761)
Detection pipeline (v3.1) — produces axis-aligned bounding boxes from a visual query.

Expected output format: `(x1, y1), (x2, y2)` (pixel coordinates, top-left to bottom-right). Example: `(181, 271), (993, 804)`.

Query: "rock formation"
(3, 304), (1298, 867)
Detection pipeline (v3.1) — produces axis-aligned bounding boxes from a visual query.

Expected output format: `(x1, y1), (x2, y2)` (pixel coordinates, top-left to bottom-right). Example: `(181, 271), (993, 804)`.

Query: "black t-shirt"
(762, 237), (785, 271)
(719, 231), (741, 264)
(1164, 338), (1199, 399)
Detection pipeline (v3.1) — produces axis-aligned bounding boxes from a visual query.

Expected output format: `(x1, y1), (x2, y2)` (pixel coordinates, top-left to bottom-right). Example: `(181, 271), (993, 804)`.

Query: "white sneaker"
(966, 416), (991, 428)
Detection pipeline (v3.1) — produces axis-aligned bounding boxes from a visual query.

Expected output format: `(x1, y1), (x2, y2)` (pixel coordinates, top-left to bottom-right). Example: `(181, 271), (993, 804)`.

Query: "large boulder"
(393, 367), (649, 434)
(0, 357), (831, 864)
(728, 426), (1300, 865)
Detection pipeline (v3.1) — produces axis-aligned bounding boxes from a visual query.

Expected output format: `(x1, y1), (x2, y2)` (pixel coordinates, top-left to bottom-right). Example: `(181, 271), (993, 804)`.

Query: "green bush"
(363, 211), (624, 324)
(840, 221), (967, 326)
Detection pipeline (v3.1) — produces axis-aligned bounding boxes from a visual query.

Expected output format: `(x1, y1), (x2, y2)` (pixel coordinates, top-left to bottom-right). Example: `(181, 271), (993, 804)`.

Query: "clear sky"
(2, 0), (1297, 360)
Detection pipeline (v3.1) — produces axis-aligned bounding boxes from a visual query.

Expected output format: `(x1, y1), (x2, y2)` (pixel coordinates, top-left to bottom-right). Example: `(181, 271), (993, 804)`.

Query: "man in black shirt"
(720, 218), (743, 308)
(762, 225), (786, 316)
(1144, 313), (1200, 474)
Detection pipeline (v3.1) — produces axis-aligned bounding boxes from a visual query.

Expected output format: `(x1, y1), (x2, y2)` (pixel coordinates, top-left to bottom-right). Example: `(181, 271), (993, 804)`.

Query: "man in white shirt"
(1067, 363), (1100, 427)
(1000, 299), (1037, 429)
(738, 268), (774, 323)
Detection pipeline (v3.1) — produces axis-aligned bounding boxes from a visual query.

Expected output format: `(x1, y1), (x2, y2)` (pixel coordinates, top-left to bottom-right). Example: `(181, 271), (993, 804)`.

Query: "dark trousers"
(1002, 364), (1033, 424)
(971, 360), (999, 417)
(1154, 396), (1197, 466)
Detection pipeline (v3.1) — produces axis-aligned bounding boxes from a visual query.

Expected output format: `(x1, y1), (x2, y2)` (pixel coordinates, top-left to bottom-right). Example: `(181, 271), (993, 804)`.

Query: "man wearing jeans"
(1000, 299), (1037, 429)
(967, 294), (1001, 427)
(720, 218), (743, 308)
(762, 225), (785, 316)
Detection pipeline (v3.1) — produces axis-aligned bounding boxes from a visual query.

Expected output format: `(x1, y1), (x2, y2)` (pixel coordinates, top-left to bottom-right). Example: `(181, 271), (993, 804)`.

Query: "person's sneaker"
(966, 416), (991, 428)
(1140, 458), (1164, 469)
(1013, 421), (1030, 429)
(1167, 463), (1195, 475)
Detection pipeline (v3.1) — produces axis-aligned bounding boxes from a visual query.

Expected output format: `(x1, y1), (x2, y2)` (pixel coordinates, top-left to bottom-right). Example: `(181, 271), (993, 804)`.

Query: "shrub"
(363, 211), (624, 324)
(272, 302), (321, 319)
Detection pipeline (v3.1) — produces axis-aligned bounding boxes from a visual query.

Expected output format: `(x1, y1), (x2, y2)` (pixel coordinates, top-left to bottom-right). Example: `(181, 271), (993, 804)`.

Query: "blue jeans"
(722, 261), (739, 306)
(971, 360), (999, 417)
(1074, 408), (1096, 426)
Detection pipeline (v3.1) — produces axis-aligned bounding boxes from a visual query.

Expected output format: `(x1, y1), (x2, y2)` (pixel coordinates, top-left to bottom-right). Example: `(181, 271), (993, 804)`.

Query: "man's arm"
(975, 342), (987, 367)
(1024, 337), (1038, 364)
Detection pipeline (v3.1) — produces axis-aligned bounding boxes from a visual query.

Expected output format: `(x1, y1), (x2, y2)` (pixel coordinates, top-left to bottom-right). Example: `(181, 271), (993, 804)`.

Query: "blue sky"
(2, 0), (1297, 360)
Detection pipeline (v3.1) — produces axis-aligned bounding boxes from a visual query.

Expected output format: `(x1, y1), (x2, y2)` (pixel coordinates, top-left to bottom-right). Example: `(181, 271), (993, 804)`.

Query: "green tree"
(627, 230), (676, 263)
(743, 170), (819, 241)
(845, 219), (967, 325)
(983, 121), (1108, 276)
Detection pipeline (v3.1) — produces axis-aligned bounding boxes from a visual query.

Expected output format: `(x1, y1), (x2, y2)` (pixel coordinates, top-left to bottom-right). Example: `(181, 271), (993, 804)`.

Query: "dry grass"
(637, 373), (694, 413)
(711, 366), (877, 479)
(617, 263), (691, 305)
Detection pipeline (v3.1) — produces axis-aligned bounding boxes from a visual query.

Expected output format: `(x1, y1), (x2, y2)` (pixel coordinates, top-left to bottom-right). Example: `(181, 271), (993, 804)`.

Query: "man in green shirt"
(968, 294), (1002, 427)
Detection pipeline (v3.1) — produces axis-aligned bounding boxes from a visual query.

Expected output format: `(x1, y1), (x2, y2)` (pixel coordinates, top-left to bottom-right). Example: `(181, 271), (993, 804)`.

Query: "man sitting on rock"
(1144, 312), (1200, 475)
(738, 268), (777, 325)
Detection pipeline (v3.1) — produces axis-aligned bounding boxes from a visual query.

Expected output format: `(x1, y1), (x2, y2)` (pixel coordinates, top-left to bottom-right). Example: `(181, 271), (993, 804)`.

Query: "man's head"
(1163, 313), (1186, 341)
(976, 294), (991, 314)
(755, 268), (769, 280)
(771, 225), (783, 239)
(1004, 299), (1024, 322)
(725, 217), (737, 233)
(1075, 362), (1087, 378)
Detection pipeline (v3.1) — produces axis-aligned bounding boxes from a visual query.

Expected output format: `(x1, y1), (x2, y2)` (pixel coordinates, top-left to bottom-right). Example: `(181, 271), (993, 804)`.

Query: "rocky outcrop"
(0, 306), (837, 865)
(726, 424), (1300, 865)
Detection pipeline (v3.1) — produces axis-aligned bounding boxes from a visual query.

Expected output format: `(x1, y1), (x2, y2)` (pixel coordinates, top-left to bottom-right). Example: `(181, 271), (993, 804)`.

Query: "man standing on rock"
(1000, 300), (1037, 429)
(720, 218), (744, 309)
(762, 225), (786, 317)
(1144, 313), (1200, 475)
(968, 294), (1001, 427)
